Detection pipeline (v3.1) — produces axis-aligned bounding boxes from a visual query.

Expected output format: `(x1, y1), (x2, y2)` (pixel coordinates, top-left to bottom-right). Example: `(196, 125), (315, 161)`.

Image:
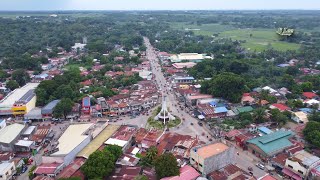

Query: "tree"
(6, 80), (19, 90)
(155, 153), (179, 179)
(12, 69), (30, 86)
(140, 146), (158, 167)
(104, 145), (123, 161)
(202, 72), (246, 103)
(300, 82), (313, 92)
(285, 66), (299, 76)
(252, 108), (267, 123)
(303, 121), (320, 148)
(308, 110), (320, 122)
(134, 175), (148, 180)
(58, 177), (81, 180)
(81, 150), (115, 179)
(53, 98), (73, 120)
(270, 109), (289, 126)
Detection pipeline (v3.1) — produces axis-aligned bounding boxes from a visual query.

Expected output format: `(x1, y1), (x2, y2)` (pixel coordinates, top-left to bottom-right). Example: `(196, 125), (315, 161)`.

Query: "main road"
(144, 37), (211, 143)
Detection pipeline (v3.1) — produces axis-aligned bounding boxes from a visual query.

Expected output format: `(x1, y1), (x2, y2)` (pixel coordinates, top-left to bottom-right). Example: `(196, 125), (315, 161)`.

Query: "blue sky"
(0, 0), (319, 11)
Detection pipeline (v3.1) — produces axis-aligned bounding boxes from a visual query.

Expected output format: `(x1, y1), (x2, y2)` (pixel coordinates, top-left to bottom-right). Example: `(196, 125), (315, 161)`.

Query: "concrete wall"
(26, 95), (37, 114)
(285, 159), (307, 177)
(63, 135), (91, 166)
(0, 162), (16, 180)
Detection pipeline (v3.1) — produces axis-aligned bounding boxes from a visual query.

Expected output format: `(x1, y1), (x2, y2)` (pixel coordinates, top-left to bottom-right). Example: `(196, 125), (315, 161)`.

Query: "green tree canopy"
(6, 80), (19, 91)
(53, 98), (74, 120)
(12, 69), (30, 86)
(140, 146), (158, 167)
(303, 121), (320, 148)
(155, 153), (179, 179)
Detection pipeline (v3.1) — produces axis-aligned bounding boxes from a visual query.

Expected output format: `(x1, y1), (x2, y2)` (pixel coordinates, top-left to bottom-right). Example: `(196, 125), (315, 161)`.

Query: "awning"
(282, 168), (302, 180)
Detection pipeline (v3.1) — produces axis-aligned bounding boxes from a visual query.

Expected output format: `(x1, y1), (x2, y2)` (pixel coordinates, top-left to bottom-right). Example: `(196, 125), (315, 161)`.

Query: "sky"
(0, 0), (320, 11)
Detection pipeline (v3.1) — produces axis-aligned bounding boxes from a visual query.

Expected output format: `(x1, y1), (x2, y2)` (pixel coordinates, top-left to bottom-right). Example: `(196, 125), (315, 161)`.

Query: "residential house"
(0, 162), (16, 180)
(292, 111), (308, 124)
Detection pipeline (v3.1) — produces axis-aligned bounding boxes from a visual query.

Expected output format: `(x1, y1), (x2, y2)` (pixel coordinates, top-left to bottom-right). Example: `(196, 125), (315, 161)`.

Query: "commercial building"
(170, 53), (212, 63)
(104, 125), (137, 151)
(50, 123), (93, 165)
(173, 76), (195, 84)
(0, 123), (25, 152)
(81, 97), (91, 115)
(41, 100), (60, 119)
(0, 162), (16, 180)
(172, 62), (197, 69)
(0, 120), (6, 131)
(190, 142), (235, 175)
(283, 150), (320, 180)
(246, 130), (294, 161)
(77, 124), (119, 159)
(0, 83), (39, 116)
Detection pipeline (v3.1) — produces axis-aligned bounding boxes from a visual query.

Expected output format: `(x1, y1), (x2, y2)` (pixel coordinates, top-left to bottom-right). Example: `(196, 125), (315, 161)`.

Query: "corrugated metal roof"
(0, 124), (25, 144)
(42, 100), (60, 115)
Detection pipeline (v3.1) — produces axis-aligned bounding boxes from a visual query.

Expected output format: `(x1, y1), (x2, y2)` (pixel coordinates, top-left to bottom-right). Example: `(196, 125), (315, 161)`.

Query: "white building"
(291, 111), (308, 124)
(0, 123), (25, 152)
(50, 123), (93, 165)
(0, 162), (16, 180)
(170, 53), (212, 63)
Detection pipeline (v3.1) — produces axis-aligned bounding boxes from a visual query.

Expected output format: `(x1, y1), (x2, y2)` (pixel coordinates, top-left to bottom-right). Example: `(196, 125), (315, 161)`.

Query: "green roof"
(236, 106), (253, 113)
(247, 130), (294, 156)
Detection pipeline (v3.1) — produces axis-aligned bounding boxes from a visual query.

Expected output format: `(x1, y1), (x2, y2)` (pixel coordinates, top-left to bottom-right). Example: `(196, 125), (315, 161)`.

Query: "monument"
(154, 95), (175, 124)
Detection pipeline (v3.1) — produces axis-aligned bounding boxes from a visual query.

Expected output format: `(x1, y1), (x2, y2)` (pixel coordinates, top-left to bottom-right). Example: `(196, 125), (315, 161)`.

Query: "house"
(207, 164), (254, 180)
(161, 165), (200, 180)
(291, 111), (308, 124)
(282, 150), (320, 180)
(310, 163), (320, 179)
(110, 166), (142, 180)
(190, 142), (235, 175)
(271, 152), (290, 172)
(235, 106), (254, 114)
(139, 70), (152, 80)
(302, 92), (318, 99)
(0, 162), (16, 180)
(270, 103), (290, 112)
(241, 95), (255, 106)
(34, 162), (64, 177)
(246, 130), (294, 161)
(104, 125), (137, 151)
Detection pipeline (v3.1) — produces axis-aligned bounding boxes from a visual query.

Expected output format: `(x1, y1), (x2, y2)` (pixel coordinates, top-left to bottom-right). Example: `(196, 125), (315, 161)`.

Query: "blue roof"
(247, 130), (294, 156)
(258, 127), (273, 135)
(42, 100), (61, 114)
(174, 76), (195, 80)
(299, 108), (313, 114)
(83, 97), (91, 107)
(214, 107), (228, 113)
(209, 101), (217, 106)
(35, 73), (49, 79)
(277, 64), (290, 68)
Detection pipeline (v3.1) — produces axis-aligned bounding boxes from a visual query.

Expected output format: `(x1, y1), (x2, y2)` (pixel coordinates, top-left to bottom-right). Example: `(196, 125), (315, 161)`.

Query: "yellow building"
(12, 89), (37, 116)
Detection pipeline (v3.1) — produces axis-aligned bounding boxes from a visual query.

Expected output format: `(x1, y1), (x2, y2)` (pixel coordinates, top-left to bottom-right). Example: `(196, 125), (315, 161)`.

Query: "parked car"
(256, 163), (265, 170)
(198, 122), (203, 126)
(21, 166), (28, 173)
(190, 123), (194, 125)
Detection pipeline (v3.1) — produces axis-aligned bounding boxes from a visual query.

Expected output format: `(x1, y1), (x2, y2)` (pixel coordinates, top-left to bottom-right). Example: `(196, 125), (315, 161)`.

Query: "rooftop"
(30, 124), (51, 143)
(247, 130), (294, 156)
(195, 143), (229, 159)
(22, 126), (36, 135)
(111, 125), (137, 141)
(161, 165), (200, 180)
(77, 124), (119, 159)
(34, 162), (62, 175)
(42, 100), (60, 114)
(0, 83), (39, 108)
(51, 123), (93, 156)
(292, 150), (320, 167)
(0, 123), (25, 144)
(0, 162), (13, 174)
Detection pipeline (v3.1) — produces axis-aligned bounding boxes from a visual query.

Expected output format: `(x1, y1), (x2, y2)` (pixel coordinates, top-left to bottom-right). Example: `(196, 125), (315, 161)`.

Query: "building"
(246, 130), (294, 161)
(0, 123), (25, 152)
(291, 111), (308, 124)
(170, 53), (212, 63)
(77, 124), (119, 159)
(34, 162), (64, 177)
(81, 97), (90, 115)
(0, 120), (6, 131)
(30, 125), (51, 145)
(0, 83), (39, 116)
(283, 150), (320, 180)
(0, 162), (16, 180)
(139, 70), (152, 80)
(71, 43), (86, 51)
(173, 76), (195, 84)
(41, 100), (60, 119)
(190, 142), (235, 175)
(207, 164), (254, 180)
(50, 124), (93, 166)
(104, 125), (137, 151)
(172, 62), (197, 69)
(161, 165), (200, 180)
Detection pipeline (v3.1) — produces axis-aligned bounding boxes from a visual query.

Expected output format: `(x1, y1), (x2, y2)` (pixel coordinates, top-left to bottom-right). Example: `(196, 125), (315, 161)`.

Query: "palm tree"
(253, 108), (267, 123)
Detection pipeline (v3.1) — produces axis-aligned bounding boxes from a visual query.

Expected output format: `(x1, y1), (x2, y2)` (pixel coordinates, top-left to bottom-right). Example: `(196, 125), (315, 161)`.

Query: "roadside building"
(0, 162), (16, 180)
(258, 127), (273, 135)
(283, 150), (320, 180)
(34, 162), (64, 178)
(170, 53), (212, 63)
(25, 108), (43, 121)
(190, 142), (235, 175)
(0, 123), (25, 152)
(30, 125), (51, 145)
(246, 130), (294, 161)
(172, 62), (197, 69)
(0, 83), (39, 116)
(50, 123), (93, 166)
(207, 164), (254, 180)
(21, 126), (36, 138)
(0, 120), (6, 131)
(77, 124), (119, 159)
(173, 76), (195, 84)
(310, 163), (320, 179)
(270, 103), (290, 112)
(105, 125), (137, 151)
(41, 100), (60, 119)
(81, 97), (90, 115)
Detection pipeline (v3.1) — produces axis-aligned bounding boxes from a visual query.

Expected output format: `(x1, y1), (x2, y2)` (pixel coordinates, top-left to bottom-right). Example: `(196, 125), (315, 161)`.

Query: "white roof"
(262, 86), (277, 93)
(51, 123), (93, 156)
(306, 99), (319, 105)
(22, 126), (36, 135)
(0, 124), (25, 144)
(170, 53), (206, 62)
(0, 162), (14, 174)
(104, 138), (128, 147)
(0, 83), (39, 108)
(15, 140), (34, 147)
(131, 147), (140, 155)
(293, 111), (308, 123)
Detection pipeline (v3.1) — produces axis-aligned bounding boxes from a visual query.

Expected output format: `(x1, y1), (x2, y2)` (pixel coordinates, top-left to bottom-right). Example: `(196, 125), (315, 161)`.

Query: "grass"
(219, 29), (301, 51)
(170, 22), (301, 52)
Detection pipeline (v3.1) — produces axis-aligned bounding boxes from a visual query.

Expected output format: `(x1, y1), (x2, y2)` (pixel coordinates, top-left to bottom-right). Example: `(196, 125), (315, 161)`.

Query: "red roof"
(302, 92), (317, 99)
(34, 162), (62, 175)
(161, 165), (200, 180)
(271, 103), (290, 111)
(260, 175), (277, 180)
(226, 130), (242, 138)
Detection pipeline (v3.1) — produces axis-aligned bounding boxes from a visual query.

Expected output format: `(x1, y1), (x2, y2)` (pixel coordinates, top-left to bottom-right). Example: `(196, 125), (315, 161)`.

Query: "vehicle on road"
(198, 122), (203, 126)
(190, 122), (194, 125)
(256, 163), (265, 170)
(21, 165), (28, 173)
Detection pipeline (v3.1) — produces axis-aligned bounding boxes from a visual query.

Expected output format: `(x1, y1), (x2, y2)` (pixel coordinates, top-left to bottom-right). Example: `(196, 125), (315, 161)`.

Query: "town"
(0, 6), (320, 180)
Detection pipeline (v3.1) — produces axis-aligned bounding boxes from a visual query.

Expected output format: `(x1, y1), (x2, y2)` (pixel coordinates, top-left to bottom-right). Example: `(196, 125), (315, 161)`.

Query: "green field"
(170, 22), (301, 52)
